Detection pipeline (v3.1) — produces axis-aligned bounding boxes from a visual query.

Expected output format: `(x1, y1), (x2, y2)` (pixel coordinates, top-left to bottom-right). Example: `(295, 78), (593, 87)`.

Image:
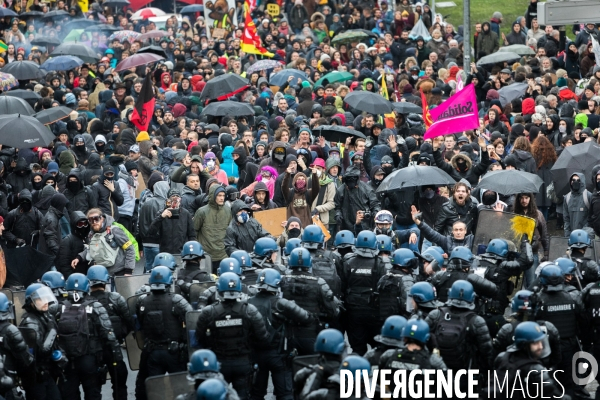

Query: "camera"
(363, 210), (371, 219)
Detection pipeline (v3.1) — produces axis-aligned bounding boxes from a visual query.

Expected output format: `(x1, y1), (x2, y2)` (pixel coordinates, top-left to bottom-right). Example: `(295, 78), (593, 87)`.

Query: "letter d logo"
(572, 351), (598, 385)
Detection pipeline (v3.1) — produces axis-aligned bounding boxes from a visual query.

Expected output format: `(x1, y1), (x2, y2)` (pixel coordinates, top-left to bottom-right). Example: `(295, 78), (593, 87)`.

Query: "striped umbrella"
(0, 73), (18, 91)
(109, 30), (141, 44)
(246, 59), (281, 74)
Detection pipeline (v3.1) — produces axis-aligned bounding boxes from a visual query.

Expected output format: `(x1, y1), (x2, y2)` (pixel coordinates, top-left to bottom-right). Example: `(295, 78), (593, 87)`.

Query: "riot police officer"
(57, 273), (122, 400)
(195, 272), (270, 400)
(282, 238), (301, 266)
(376, 234), (393, 258)
(373, 210), (419, 250)
(416, 247), (445, 278)
(196, 378), (229, 400)
(567, 229), (599, 289)
(177, 241), (213, 300)
(197, 258), (246, 309)
(341, 230), (390, 355)
(581, 277), (600, 399)
(280, 247), (339, 356)
(40, 270), (68, 317)
(20, 284), (62, 400)
(135, 266), (193, 400)
(230, 250), (257, 288)
(301, 225), (342, 297)
(363, 315), (407, 366)
(304, 355), (372, 400)
(556, 257), (581, 292)
(250, 237), (285, 275)
(429, 246), (498, 303)
(87, 265), (133, 400)
(407, 281), (443, 318)
(175, 349), (239, 400)
(377, 248), (416, 320)
(0, 292), (33, 399)
(492, 322), (569, 400)
(493, 290), (561, 368)
(248, 268), (313, 400)
(333, 230), (355, 259)
(136, 252), (181, 296)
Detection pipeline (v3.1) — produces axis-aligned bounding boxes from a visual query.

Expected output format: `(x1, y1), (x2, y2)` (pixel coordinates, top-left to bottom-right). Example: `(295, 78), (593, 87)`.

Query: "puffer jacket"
(57, 211), (88, 278)
(224, 200), (272, 255)
(434, 196), (479, 235)
(563, 172), (593, 236)
(91, 177), (124, 220)
(194, 185), (232, 262)
(138, 181), (169, 245)
(334, 166), (382, 231)
(149, 205), (196, 254)
(432, 149), (491, 185)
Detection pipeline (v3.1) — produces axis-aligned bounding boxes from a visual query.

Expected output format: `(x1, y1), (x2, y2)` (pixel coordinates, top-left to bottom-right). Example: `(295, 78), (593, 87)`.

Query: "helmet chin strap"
(73, 292), (81, 303)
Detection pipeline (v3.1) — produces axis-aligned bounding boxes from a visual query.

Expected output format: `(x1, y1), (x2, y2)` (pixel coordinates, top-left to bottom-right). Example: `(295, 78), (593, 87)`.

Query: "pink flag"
(423, 84), (479, 140)
(456, 73), (464, 92)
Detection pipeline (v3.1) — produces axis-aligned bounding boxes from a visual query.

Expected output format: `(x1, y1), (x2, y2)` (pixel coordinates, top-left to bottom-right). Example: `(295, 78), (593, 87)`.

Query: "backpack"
(112, 221), (140, 261)
(433, 308), (477, 370)
(312, 251), (342, 297)
(565, 190), (591, 210)
(58, 300), (93, 358)
(247, 295), (283, 348)
(376, 273), (408, 319)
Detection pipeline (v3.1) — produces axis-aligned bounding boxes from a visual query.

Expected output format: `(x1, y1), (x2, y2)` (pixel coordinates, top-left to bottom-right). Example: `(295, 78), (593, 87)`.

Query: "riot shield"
(548, 237), (595, 261)
(292, 354), (320, 376)
(125, 295), (145, 371)
(12, 291), (26, 324)
(18, 327), (37, 353)
(594, 240), (600, 263)
(114, 275), (149, 300)
(189, 282), (215, 310)
(472, 210), (537, 255)
(0, 289), (14, 323)
(145, 371), (191, 400)
(185, 310), (202, 358)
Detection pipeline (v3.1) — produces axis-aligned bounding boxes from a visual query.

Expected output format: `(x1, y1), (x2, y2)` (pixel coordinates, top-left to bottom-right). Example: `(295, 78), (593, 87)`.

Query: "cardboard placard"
(254, 208), (287, 237)
(211, 28), (227, 39)
(312, 215), (331, 242)
(266, 3), (280, 16)
(135, 173), (146, 199)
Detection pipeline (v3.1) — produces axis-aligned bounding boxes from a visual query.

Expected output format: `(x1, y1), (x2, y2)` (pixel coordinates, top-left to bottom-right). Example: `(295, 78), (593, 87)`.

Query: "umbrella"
(201, 101), (255, 117)
(269, 69), (306, 87)
(181, 4), (204, 13)
(34, 106), (74, 125)
(1, 61), (44, 80)
(246, 60), (281, 74)
(332, 30), (370, 45)
(497, 82), (528, 107)
(0, 73), (18, 91)
(19, 10), (44, 17)
(2, 90), (40, 101)
(476, 51), (522, 66)
(498, 44), (535, 56)
(376, 165), (455, 193)
(103, 0), (130, 6)
(41, 55), (84, 71)
(30, 37), (61, 47)
(314, 71), (354, 87)
(474, 170), (543, 195)
(109, 30), (141, 44)
(115, 52), (164, 72)
(393, 102), (422, 114)
(62, 28), (84, 43)
(51, 43), (99, 63)
(63, 19), (100, 33)
(138, 30), (169, 41)
(344, 91), (393, 114)
(551, 142), (600, 197)
(199, 74), (249, 102)
(0, 96), (34, 115)
(0, 8), (17, 17)
(41, 9), (68, 20)
(4, 246), (53, 287)
(131, 7), (166, 20)
(0, 114), (53, 148)
(85, 24), (122, 33)
(137, 45), (167, 58)
(312, 125), (366, 143)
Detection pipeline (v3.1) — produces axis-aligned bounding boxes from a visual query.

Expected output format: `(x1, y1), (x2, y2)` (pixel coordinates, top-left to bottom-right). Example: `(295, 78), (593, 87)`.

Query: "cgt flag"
(423, 83), (479, 140)
(130, 73), (155, 132)
(242, 0), (274, 57)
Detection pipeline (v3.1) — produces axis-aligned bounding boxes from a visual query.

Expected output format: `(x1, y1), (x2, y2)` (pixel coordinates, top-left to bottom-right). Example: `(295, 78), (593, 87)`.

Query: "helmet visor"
(31, 286), (57, 311)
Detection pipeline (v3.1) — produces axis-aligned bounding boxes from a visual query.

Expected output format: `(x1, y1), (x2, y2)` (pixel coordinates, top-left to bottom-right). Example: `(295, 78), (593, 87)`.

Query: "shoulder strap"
(584, 189), (591, 209)
(316, 183), (327, 207)
(565, 192), (571, 206)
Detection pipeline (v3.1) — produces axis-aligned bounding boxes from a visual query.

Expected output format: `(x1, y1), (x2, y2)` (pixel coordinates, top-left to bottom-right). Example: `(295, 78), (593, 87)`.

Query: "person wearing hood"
(249, 181), (277, 211)
(38, 193), (69, 260)
(71, 134), (90, 166)
(258, 141), (289, 175)
(503, 137), (536, 173)
(563, 172), (593, 237)
(432, 135), (491, 186)
(282, 160), (320, 228)
(241, 165), (278, 200)
(476, 22), (499, 57)
(4, 189), (44, 248)
(194, 184), (232, 273)
(310, 158), (336, 228)
(138, 180), (169, 272)
(334, 165), (382, 232)
(224, 199), (272, 255)
(138, 140), (160, 186)
(219, 133), (238, 182)
(91, 166), (124, 221)
(505, 21), (526, 45)
(149, 189), (195, 254)
(590, 169), (600, 237)
(57, 211), (90, 278)
(116, 161), (138, 231)
(65, 168), (96, 214)
(231, 146), (259, 191)
(6, 157), (33, 196)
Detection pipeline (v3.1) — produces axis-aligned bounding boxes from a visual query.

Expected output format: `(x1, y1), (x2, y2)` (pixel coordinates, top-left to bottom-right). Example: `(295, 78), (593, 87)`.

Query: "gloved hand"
(245, 196), (254, 204)
(15, 239), (25, 247)
(311, 209), (319, 216)
(335, 215), (343, 226)
(112, 347), (124, 364)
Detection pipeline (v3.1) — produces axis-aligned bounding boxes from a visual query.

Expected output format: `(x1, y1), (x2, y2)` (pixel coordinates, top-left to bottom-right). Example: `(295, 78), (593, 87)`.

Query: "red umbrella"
(115, 52), (164, 72)
(131, 7), (165, 20)
(138, 30), (169, 41)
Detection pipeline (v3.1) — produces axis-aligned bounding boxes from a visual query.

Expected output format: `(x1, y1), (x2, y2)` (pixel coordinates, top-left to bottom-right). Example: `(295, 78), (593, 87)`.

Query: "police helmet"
(409, 282), (443, 308)
(340, 356), (371, 375)
(374, 315), (407, 347)
(87, 265), (110, 286)
(418, 248), (445, 272)
(284, 238), (302, 256)
(448, 246), (473, 270)
(334, 230), (355, 249)
(188, 349), (220, 380)
(254, 237), (278, 257)
(401, 319), (430, 344)
(376, 235), (393, 253)
(355, 231), (378, 250)
(256, 268), (281, 293)
(513, 321), (546, 348)
(429, 246), (445, 255)
(288, 247), (312, 269)
(153, 252), (177, 271)
(41, 271), (66, 289)
(486, 238), (509, 258)
(216, 272), (242, 299)
(25, 283), (57, 311)
(217, 258), (242, 276)
(196, 378), (227, 400)
(66, 273), (90, 294)
(314, 328), (346, 355)
(230, 250), (252, 268)
(182, 241), (205, 260)
(568, 229), (591, 249)
(0, 292), (13, 321)
(511, 290), (534, 313)
(447, 280), (476, 309)
(148, 266), (173, 290)
(539, 264), (564, 289)
(301, 225), (325, 249)
(391, 248), (417, 269)
(555, 257), (576, 276)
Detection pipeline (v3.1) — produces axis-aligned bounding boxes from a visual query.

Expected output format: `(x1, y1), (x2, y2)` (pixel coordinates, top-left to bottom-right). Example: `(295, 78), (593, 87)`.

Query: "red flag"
(241, 0), (274, 57)
(421, 90), (433, 128)
(130, 73), (155, 132)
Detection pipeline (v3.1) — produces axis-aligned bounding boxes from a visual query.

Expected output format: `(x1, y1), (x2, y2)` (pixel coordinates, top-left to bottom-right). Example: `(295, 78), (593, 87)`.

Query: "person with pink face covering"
(204, 151), (228, 186)
(240, 166), (278, 199)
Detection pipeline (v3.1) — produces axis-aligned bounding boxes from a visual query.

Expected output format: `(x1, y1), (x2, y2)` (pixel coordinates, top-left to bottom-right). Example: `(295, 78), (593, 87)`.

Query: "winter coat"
(138, 181), (169, 245)
(149, 207), (196, 254)
(65, 169), (96, 215)
(57, 211), (88, 278)
(4, 189), (43, 247)
(181, 185), (202, 216)
(39, 202), (65, 258)
(535, 162), (554, 208)
(224, 200), (272, 255)
(220, 146), (238, 181)
(418, 193), (449, 228)
(505, 150), (536, 173)
(563, 172), (593, 236)
(6, 158), (32, 195)
(83, 153), (103, 186)
(138, 140), (160, 186)
(91, 178), (124, 220)
(334, 166), (382, 231)
(258, 141), (289, 176)
(282, 171), (320, 228)
(432, 149), (491, 185)
(434, 197), (479, 235)
(476, 24), (499, 56)
(590, 190), (600, 237)
(194, 185), (232, 262)
(311, 177), (336, 225)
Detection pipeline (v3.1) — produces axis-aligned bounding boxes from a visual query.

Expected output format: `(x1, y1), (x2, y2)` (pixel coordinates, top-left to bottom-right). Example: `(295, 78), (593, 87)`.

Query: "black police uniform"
(0, 319), (33, 397)
(377, 267), (415, 320)
(248, 290), (312, 400)
(571, 249), (600, 288)
(197, 283), (249, 309)
(294, 354), (343, 398)
(176, 259), (213, 301)
(429, 269), (498, 303)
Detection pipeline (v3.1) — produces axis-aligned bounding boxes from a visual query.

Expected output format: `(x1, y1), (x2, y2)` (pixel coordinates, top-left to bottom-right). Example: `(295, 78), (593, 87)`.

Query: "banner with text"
(423, 84), (479, 140)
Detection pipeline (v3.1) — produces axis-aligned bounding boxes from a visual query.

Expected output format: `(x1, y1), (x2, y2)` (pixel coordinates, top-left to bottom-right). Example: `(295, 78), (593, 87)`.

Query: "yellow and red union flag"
(421, 90), (433, 129)
(241, 2), (274, 57)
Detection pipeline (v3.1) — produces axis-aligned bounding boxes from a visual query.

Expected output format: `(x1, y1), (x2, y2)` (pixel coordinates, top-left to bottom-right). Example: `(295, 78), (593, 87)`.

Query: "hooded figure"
(148, 190), (196, 254)
(4, 188), (44, 248)
(91, 166), (124, 220)
(224, 199), (272, 255)
(39, 193), (69, 258)
(334, 165), (382, 231)
(57, 211), (90, 278)
(282, 169), (320, 228)
(138, 180), (169, 271)
(59, 150), (77, 175)
(433, 144), (491, 185)
(194, 184), (232, 265)
(563, 172), (593, 236)
(65, 168), (96, 214)
(6, 157), (33, 195)
(232, 146), (258, 191)
(83, 153), (103, 186)
(258, 141), (289, 175)
(250, 181), (277, 210)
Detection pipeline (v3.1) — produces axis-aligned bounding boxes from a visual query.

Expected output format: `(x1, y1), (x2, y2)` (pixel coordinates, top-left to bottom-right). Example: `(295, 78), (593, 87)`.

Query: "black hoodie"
(56, 210), (89, 278)
(232, 146), (258, 191)
(4, 189), (43, 248)
(65, 168), (96, 214)
(6, 157), (32, 195)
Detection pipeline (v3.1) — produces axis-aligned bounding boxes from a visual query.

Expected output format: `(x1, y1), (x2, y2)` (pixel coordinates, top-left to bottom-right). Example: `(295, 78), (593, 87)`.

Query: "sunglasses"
(88, 215), (102, 224)
(76, 220), (89, 228)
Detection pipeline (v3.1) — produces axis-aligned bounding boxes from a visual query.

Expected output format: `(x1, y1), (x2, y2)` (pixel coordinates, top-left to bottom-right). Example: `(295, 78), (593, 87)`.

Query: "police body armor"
(90, 291), (126, 341)
(206, 302), (252, 358)
(247, 294), (284, 351)
(139, 292), (184, 345)
(307, 249), (342, 298)
(176, 263), (212, 301)
(281, 272), (322, 317)
(382, 348), (432, 398)
(344, 254), (380, 311)
(431, 270), (469, 303)
(0, 321), (32, 380)
(575, 258), (600, 288)
(58, 299), (102, 358)
(479, 257), (509, 314)
(377, 270), (414, 320)
(536, 290), (577, 340)
(585, 282), (600, 329)
(494, 352), (553, 400)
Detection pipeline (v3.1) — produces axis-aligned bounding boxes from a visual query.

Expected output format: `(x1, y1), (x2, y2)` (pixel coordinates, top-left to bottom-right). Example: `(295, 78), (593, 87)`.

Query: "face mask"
(20, 201), (32, 212)
(456, 162), (469, 172)
(262, 177), (270, 183)
(345, 177), (358, 189)
(295, 180), (306, 190)
(75, 145), (85, 152)
(382, 166), (393, 175)
(424, 189), (435, 199)
(274, 153), (285, 162)
(67, 181), (79, 192)
(482, 193), (497, 206)
(596, 181), (600, 191)
(96, 144), (105, 153)
(316, 170), (322, 177)
(559, 125), (566, 133)
(571, 180), (581, 191)
(373, 177), (383, 186)
(376, 226), (390, 235)
(237, 211), (249, 223)
(288, 228), (301, 238)
(32, 181), (43, 190)
(103, 174), (114, 183)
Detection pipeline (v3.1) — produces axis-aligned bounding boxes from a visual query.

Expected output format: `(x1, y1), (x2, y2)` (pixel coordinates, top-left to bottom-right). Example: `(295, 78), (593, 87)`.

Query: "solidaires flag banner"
(423, 83), (479, 140)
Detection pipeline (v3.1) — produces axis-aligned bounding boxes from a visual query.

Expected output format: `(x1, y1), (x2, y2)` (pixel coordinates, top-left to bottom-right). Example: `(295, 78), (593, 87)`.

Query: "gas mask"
(237, 211), (249, 224)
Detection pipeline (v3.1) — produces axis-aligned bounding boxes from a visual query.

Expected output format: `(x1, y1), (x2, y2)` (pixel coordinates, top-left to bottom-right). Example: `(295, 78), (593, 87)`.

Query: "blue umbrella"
(181, 4), (204, 13)
(0, 8), (17, 17)
(41, 56), (84, 71)
(269, 69), (307, 87)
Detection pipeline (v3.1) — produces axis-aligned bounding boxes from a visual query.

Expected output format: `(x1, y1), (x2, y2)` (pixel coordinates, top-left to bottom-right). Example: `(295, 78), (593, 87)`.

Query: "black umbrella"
(312, 125), (366, 143)
(19, 10), (45, 17)
(62, 18), (101, 34)
(392, 102), (422, 114)
(2, 90), (41, 101)
(0, 96), (34, 115)
(85, 24), (122, 33)
(51, 43), (99, 63)
(4, 246), (53, 287)
(34, 106), (73, 125)
(0, 8), (17, 17)
(137, 45), (167, 58)
(0, 114), (55, 148)
(344, 91), (393, 114)
(1, 61), (44, 80)
(41, 9), (68, 20)
(103, 0), (130, 6)
(551, 142), (600, 197)
(376, 165), (455, 193)
(31, 37), (61, 47)
(199, 74), (249, 102)
(201, 101), (254, 117)
(475, 170), (543, 195)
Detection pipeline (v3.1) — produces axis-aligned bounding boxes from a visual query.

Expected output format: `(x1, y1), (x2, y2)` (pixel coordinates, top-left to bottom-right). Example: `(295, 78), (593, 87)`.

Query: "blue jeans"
(143, 246), (160, 273)
(523, 254), (539, 290)
(395, 223), (420, 253)
(539, 206), (549, 221)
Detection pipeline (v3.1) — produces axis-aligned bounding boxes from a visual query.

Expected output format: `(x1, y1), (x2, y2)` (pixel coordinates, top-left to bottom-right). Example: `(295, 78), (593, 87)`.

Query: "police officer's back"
(177, 241), (213, 301)
(377, 248), (416, 320)
(175, 349), (239, 400)
(407, 282), (443, 319)
(136, 252), (181, 296)
(567, 229), (599, 288)
(301, 225), (342, 298)
(301, 355), (372, 400)
(363, 316), (407, 366)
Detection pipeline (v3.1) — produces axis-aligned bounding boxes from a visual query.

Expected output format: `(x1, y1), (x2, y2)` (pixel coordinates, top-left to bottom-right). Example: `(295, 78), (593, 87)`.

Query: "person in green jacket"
(193, 184), (231, 274)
